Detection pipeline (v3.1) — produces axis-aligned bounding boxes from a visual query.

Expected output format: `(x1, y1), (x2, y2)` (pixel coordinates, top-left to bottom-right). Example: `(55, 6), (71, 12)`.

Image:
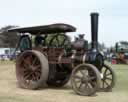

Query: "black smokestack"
(91, 13), (99, 50)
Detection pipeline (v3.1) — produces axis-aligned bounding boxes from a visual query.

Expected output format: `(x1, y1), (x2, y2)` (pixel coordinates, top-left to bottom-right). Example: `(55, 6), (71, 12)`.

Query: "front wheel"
(71, 64), (101, 96)
(100, 64), (116, 91)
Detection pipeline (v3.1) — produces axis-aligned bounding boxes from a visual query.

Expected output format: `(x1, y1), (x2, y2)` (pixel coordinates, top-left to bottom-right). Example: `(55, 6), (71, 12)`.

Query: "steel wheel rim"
(71, 64), (100, 96)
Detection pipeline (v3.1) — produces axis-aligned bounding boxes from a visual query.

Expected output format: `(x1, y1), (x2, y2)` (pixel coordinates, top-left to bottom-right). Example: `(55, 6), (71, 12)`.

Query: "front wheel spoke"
(78, 82), (83, 89)
(104, 80), (109, 86)
(87, 83), (92, 90)
(84, 83), (88, 89)
(105, 77), (112, 80)
(105, 72), (111, 76)
(74, 75), (82, 79)
(80, 70), (86, 76)
(104, 68), (108, 75)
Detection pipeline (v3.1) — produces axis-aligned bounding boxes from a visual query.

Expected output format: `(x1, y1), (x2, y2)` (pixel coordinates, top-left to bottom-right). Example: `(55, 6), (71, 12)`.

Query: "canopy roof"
(8, 23), (76, 35)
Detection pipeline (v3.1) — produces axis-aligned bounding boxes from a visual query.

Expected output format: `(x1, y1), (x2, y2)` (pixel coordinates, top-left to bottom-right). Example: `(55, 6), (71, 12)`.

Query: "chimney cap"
(90, 12), (99, 16)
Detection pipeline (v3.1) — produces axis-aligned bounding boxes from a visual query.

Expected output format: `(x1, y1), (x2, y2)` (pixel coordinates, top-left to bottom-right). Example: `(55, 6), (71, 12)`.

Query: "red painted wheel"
(16, 50), (49, 89)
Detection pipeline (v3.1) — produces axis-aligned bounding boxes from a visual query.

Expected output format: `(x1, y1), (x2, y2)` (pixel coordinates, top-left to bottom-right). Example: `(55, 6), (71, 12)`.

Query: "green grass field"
(0, 61), (128, 102)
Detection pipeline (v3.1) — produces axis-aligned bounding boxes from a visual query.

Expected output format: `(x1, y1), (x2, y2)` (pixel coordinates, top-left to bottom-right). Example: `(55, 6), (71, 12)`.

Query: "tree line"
(0, 25), (19, 48)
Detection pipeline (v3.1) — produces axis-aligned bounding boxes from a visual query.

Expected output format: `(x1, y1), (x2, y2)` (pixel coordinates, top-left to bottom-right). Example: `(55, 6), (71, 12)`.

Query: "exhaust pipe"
(91, 13), (99, 50)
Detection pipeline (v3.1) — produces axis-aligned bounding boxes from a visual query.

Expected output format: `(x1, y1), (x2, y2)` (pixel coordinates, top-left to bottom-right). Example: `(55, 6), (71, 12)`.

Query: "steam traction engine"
(8, 13), (115, 96)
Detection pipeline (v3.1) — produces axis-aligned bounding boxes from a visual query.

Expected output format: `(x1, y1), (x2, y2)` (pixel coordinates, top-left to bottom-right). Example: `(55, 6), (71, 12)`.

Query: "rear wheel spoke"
(35, 65), (41, 69)
(32, 57), (38, 66)
(24, 73), (32, 80)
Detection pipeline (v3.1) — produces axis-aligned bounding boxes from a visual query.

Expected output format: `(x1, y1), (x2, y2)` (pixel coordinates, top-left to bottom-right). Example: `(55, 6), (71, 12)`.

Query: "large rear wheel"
(16, 50), (49, 89)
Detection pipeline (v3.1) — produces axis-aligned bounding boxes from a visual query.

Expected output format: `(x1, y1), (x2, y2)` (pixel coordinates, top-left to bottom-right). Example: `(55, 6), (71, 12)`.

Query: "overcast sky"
(0, 0), (127, 47)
